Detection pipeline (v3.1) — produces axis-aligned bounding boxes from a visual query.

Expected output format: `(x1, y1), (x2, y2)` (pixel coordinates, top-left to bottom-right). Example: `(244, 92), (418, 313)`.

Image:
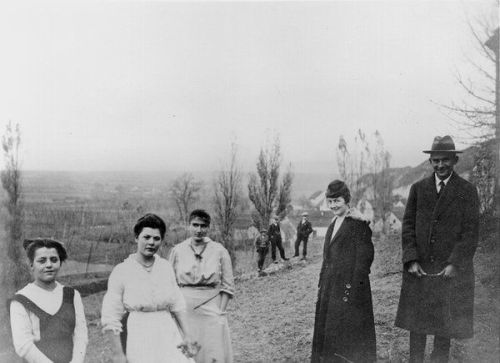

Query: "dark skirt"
(311, 274), (376, 363)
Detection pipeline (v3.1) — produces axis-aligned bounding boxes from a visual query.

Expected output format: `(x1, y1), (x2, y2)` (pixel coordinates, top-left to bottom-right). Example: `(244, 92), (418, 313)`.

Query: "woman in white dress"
(10, 238), (88, 363)
(101, 213), (195, 363)
(170, 209), (234, 363)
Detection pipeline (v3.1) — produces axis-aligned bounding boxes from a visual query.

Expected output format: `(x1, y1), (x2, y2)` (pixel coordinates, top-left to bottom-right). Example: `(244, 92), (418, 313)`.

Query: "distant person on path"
(254, 229), (270, 272)
(170, 209), (234, 363)
(10, 238), (88, 363)
(395, 135), (480, 363)
(101, 213), (196, 363)
(311, 180), (376, 363)
(268, 216), (289, 263)
(294, 212), (313, 260)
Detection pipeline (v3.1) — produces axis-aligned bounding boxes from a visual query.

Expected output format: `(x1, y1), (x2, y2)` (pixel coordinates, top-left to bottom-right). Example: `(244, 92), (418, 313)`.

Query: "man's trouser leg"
(302, 237), (309, 257)
(430, 336), (450, 363)
(270, 239), (277, 261)
(276, 239), (286, 259)
(409, 331), (426, 363)
(257, 248), (267, 270)
(294, 237), (301, 256)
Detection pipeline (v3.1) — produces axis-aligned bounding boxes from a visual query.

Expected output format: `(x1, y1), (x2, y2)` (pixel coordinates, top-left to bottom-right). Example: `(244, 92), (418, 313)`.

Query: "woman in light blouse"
(170, 209), (235, 363)
(10, 238), (88, 363)
(101, 213), (195, 363)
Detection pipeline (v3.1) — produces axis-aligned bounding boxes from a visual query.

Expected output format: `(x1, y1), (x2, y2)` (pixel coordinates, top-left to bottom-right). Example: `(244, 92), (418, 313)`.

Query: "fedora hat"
(301, 212), (309, 217)
(423, 135), (462, 154)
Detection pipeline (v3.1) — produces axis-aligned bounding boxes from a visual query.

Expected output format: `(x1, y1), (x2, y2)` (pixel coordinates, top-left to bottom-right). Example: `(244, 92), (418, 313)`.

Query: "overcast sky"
(0, 0), (497, 174)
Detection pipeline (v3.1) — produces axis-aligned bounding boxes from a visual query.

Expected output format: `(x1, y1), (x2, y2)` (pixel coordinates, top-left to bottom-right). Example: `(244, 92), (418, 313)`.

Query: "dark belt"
(180, 283), (217, 288)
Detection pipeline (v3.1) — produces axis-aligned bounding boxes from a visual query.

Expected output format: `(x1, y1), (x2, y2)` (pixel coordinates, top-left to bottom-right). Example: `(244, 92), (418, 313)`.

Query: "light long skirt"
(126, 310), (193, 363)
(181, 287), (233, 363)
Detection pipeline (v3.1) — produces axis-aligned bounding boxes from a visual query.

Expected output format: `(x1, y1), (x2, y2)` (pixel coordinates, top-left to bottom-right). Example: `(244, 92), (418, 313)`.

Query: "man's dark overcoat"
(395, 172), (479, 338)
(311, 217), (376, 363)
(297, 220), (313, 239)
(268, 223), (282, 244)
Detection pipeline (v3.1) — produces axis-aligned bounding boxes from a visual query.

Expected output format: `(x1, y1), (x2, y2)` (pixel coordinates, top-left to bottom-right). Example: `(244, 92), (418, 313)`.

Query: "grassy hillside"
(82, 222), (499, 362)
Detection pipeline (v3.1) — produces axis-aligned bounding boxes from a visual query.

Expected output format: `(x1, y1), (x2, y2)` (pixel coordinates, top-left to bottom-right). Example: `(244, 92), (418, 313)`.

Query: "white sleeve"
(220, 248), (235, 296)
(166, 262), (186, 313)
(101, 266), (126, 334)
(9, 300), (53, 363)
(70, 290), (88, 363)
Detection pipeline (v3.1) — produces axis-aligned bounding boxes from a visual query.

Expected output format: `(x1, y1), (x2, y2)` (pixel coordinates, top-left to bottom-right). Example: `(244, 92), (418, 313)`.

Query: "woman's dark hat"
(325, 180), (350, 199)
(423, 135), (462, 154)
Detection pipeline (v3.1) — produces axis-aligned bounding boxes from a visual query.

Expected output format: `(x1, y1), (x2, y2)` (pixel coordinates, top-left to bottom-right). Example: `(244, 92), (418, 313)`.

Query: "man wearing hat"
(268, 216), (289, 263)
(294, 212), (314, 260)
(395, 136), (480, 362)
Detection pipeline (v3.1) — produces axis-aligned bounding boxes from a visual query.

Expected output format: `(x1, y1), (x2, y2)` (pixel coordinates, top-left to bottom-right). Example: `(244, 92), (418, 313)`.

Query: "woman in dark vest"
(10, 238), (88, 363)
(311, 180), (376, 363)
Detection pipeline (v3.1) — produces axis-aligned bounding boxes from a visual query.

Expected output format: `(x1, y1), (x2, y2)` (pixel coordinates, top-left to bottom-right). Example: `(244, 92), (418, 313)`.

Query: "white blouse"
(9, 282), (88, 363)
(169, 238), (235, 296)
(101, 254), (186, 334)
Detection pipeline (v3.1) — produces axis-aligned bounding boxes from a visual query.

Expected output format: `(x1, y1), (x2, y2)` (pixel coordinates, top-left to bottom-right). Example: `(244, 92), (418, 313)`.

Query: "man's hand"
(437, 264), (457, 279)
(408, 261), (427, 277)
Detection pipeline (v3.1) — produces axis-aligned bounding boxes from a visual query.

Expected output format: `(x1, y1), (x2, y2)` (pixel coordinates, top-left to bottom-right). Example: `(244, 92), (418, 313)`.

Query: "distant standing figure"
(311, 180), (376, 363)
(395, 136), (480, 363)
(294, 212), (313, 259)
(254, 229), (270, 272)
(268, 216), (289, 263)
(10, 238), (88, 363)
(170, 209), (235, 363)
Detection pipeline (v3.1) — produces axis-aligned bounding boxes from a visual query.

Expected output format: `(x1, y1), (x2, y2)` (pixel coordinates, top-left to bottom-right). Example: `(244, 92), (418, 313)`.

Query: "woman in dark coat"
(311, 180), (376, 363)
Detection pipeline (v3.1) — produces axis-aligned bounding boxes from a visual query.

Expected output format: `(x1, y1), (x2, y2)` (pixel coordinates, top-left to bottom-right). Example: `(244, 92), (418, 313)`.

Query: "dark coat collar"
(324, 217), (351, 253)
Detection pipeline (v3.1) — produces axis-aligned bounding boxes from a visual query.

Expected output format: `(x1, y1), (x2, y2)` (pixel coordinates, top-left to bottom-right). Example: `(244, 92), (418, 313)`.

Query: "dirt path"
(229, 259), (321, 362)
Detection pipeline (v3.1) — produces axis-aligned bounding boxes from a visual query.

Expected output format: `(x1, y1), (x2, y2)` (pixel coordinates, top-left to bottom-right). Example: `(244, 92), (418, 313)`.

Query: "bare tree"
(336, 129), (369, 203)
(169, 173), (202, 225)
(0, 122), (30, 358)
(441, 9), (498, 216)
(368, 131), (393, 226)
(213, 143), (242, 261)
(336, 130), (393, 225)
(444, 20), (497, 141)
(276, 163), (293, 217)
(471, 139), (496, 215)
(248, 135), (293, 230)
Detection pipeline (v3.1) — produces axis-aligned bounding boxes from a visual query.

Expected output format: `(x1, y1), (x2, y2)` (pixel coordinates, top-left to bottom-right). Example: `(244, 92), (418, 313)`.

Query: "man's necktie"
(437, 181), (445, 197)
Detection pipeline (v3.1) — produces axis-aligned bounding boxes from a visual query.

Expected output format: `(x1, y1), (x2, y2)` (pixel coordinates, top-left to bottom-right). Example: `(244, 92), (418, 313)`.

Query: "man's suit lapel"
(423, 175), (437, 203)
(432, 173), (460, 219)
